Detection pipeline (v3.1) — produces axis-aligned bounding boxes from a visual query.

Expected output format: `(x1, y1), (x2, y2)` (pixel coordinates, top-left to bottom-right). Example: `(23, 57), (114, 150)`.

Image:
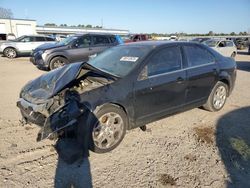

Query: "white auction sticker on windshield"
(120, 56), (139, 62)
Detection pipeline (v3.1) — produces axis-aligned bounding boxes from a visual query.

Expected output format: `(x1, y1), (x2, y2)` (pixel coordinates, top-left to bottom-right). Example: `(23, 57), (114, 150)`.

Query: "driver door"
(16, 36), (35, 53)
(133, 46), (187, 125)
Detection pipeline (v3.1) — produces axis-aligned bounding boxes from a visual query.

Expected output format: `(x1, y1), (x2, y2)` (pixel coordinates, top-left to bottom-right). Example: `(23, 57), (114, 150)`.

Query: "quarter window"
(184, 46), (215, 67)
(147, 47), (182, 76)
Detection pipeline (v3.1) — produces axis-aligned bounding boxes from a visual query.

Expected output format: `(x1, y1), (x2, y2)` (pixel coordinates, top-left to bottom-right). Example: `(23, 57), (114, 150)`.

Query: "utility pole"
(9, 18), (13, 34)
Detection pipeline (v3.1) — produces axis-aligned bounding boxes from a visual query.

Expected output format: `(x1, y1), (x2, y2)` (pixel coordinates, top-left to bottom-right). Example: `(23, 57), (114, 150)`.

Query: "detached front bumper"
(17, 98), (85, 141)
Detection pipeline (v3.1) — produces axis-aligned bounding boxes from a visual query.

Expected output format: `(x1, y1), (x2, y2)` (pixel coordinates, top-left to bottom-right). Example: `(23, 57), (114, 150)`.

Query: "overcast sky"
(1, 0), (250, 34)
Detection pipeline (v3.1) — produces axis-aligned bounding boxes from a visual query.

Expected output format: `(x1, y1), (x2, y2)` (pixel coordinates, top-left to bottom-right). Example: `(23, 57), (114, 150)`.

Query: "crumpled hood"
(21, 62), (86, 104)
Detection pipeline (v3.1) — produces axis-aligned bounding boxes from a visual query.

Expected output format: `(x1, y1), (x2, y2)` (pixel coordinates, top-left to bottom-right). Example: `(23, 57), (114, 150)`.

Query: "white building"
(0, 18), (37, 38)
(0, 18), (129, 40)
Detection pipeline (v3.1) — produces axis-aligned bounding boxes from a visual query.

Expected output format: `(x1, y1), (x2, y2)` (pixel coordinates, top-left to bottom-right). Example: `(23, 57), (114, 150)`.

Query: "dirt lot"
(0, 51), (250, 187)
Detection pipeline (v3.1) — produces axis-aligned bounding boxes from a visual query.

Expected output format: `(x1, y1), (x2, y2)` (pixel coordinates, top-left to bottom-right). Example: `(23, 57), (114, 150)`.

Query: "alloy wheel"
(92, 112), (124, 149)
(213, 86), (227, 110)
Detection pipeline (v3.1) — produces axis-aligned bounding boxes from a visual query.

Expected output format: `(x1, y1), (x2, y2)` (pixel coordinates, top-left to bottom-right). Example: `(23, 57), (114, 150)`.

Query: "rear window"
(184, 45), (215, 67)
(92, 35), (110, 45)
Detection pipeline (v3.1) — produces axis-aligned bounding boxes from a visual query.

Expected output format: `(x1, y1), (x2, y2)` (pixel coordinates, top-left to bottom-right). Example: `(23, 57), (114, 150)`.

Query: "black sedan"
(17, 41), (236, 153)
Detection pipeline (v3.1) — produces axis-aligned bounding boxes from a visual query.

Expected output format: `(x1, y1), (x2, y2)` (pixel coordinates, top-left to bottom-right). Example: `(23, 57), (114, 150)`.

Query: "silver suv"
(0, 35), (56, 58)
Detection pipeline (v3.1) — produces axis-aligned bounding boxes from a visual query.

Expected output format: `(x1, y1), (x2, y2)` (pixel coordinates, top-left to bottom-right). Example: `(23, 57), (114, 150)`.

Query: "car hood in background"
(34, 42), (65, 51)
(21, 62), (86, 104)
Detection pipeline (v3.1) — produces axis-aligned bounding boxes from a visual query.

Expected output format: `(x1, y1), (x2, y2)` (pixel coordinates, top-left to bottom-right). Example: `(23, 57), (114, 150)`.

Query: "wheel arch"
(218, 74), (231, 96)
(3, 46), (18, 53)
(49, 54), (68, 63)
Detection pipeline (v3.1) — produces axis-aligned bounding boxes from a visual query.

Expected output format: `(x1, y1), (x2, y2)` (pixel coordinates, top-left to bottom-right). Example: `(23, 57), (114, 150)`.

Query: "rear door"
(183, 44), (218, 104)
(134, 45), (187, 125)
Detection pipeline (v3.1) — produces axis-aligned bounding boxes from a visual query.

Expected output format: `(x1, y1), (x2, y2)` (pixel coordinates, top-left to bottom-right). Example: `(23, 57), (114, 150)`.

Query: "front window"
(87, 45), (153, 77)
(57, 36), (77, 45)
(147, 46), (182, 76)
(20, 37), (34, 42)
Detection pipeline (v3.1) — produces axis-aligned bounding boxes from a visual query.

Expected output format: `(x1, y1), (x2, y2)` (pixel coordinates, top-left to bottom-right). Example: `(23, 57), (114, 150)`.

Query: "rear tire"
(49, 57), (68, 70)
(3, 48), (17, 58)
(77, 105), (127, 154)
(203, 81), (228, 112)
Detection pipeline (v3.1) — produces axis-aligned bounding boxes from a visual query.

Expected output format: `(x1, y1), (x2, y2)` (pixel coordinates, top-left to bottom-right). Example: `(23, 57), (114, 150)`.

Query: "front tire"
(78, 105), (127, 153)
(49, 57), (68, 70)
(203, 81), (228, 112)
(3, 48), (17, 58)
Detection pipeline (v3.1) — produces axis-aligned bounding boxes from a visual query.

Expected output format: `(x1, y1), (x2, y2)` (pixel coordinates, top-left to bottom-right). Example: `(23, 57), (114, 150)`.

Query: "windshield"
(57, 36), (77, 45)
(203, 40), (219, 47)
(87, 45), (152, 77)
(13, 36), (25, 42)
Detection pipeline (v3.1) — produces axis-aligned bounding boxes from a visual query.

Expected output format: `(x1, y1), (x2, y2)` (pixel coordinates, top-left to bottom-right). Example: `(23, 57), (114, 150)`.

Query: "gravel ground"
(0, 51), (250, 188)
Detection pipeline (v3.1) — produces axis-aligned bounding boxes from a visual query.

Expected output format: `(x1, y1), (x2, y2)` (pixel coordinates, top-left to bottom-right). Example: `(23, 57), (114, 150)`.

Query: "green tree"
(0, 7), (13, 18)
(208, 31), (214, 36)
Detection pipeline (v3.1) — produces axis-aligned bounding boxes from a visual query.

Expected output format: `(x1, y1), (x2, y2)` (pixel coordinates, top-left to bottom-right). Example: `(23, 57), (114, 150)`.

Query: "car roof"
(123, 40), (197, 47)
(206, 39), (233, 42)
(22, 35), (53, 38)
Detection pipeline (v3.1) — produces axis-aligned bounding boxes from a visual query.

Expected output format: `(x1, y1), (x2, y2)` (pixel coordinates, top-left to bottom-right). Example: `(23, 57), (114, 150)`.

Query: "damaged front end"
(17, 62), (114, 141)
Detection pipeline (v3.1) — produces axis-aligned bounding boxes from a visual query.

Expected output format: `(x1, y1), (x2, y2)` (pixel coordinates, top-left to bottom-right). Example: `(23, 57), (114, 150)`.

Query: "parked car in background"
(203, 39), (237, 58)
(30, 33), (123, 70)
(232, 37), (249, 50)
(0, 35), (56, 58)
(191, 37), (211, 43)
(17, 41), (236, 153)
(124, 34), (149, 43)
(169, 35), (178, 41)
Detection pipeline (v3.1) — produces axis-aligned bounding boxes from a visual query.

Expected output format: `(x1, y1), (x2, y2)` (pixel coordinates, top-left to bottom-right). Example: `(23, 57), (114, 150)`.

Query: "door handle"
(176, 77), (184, 83)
